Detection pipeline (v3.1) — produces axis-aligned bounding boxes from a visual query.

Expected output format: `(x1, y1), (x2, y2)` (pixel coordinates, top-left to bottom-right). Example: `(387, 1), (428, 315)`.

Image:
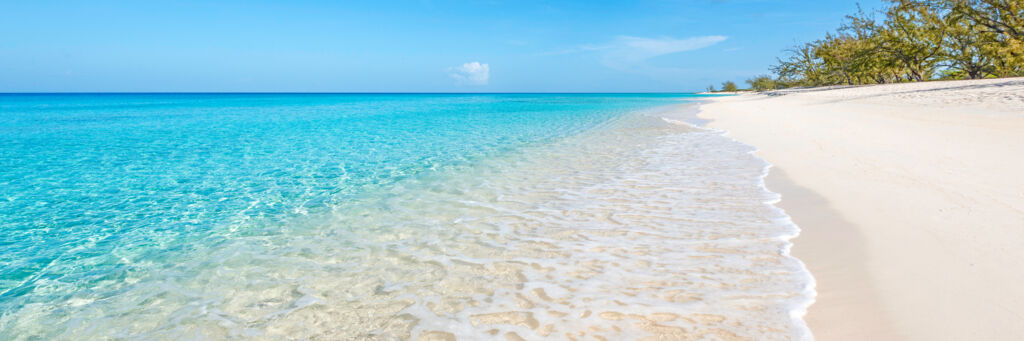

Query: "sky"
(0, 0), (886, 92)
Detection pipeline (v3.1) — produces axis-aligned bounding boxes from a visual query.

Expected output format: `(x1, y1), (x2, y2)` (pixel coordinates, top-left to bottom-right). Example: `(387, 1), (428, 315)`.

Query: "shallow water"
(0, 94), (812, 340)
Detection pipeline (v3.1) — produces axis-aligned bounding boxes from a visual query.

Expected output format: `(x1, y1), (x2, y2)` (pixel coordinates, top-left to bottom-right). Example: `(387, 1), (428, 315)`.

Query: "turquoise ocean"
(0, 94), (812, 340)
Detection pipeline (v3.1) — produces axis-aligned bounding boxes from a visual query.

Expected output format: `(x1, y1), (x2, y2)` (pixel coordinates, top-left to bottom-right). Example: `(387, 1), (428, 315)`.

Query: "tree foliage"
(720, 81), (739, 92)
(765, 0), (1023, 87)
(746, 75), (778, 91)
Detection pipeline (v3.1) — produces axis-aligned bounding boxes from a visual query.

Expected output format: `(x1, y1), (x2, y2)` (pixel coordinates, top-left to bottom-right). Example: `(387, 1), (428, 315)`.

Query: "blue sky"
(0, 0), (884, 92)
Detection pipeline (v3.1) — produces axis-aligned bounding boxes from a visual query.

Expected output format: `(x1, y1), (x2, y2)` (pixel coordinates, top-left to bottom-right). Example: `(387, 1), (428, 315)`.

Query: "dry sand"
(696, 78), (1024, 340)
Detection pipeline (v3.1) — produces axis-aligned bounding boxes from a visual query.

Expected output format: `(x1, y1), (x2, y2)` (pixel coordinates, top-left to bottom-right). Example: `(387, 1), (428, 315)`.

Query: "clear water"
(0, 94), (812, 340)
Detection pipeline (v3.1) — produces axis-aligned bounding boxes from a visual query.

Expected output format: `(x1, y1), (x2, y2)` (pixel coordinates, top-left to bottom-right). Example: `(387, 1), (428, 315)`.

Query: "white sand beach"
(697, 78), (1024, 340)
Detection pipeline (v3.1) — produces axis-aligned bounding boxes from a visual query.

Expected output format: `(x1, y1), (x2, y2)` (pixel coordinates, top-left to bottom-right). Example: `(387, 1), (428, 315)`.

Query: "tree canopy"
(762, 0), (1023, 89)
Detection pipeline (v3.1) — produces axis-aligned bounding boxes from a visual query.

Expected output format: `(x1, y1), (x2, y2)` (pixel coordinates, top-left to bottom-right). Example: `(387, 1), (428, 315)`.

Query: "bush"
(721, 81), (738, 92)
(745, 75), (777, 91)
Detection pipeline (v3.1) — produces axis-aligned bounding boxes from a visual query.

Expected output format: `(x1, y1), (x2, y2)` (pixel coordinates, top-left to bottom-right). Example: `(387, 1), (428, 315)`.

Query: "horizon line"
(0, 91), (710, 95)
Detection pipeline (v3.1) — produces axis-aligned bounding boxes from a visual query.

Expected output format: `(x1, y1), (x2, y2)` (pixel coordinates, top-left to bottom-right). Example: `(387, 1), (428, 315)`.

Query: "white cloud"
(448, 62), (490, 85)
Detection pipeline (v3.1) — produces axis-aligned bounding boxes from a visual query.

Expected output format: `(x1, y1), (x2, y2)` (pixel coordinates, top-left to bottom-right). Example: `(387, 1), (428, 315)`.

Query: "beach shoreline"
(695, 78), (1024, 340)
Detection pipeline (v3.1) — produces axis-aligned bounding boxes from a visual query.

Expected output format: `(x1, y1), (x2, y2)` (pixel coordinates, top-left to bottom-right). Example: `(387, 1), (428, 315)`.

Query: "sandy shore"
(697, 78), (1024, 340)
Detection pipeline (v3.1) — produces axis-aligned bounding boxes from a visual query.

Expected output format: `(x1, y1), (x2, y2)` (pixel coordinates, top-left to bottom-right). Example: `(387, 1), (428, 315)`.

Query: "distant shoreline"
(0, 92), (711, 95)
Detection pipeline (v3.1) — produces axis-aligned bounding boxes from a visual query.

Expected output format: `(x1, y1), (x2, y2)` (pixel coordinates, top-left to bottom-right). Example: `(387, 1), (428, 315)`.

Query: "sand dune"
(697, 78), (1024, 340)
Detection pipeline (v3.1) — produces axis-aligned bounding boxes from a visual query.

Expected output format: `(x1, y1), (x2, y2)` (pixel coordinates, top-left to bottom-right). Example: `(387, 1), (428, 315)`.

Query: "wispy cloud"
(448, 62), (490, 86)
(589, 35), (727, 69)
(546, 35), (727, 78)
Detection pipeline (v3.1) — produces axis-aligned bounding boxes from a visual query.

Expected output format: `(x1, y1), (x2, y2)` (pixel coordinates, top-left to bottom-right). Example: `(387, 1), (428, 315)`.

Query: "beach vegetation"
(721, 81), (739, 92)
(746, 75), (779, 91)
(744, 0), (1024, 89)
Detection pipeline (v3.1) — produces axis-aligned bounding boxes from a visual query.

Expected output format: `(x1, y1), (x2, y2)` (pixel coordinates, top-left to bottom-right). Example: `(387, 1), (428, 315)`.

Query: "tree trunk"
(968, 67), (982, 79)
(910, 69), (923, 82)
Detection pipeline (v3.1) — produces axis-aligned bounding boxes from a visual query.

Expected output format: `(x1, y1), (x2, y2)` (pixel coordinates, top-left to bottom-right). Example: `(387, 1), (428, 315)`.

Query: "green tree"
(817, 34), (863, 84)
(840, 8), (905, 84)
(942, 9), (998, 78)
(721, 81), (739, 92)
(876, 1), (948, 81)
(944, 0), (1023, 39)
(773, 43), (827, 86)
(765, 0), (1022, 85)
(951, 0), (1024, 76)
(745, 75), (778, 91)
(913, 0), (1023, 76)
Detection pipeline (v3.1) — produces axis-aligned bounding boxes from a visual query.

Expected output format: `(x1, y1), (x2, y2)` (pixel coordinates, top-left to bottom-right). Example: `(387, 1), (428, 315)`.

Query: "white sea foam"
(666, 102), (817, 339)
